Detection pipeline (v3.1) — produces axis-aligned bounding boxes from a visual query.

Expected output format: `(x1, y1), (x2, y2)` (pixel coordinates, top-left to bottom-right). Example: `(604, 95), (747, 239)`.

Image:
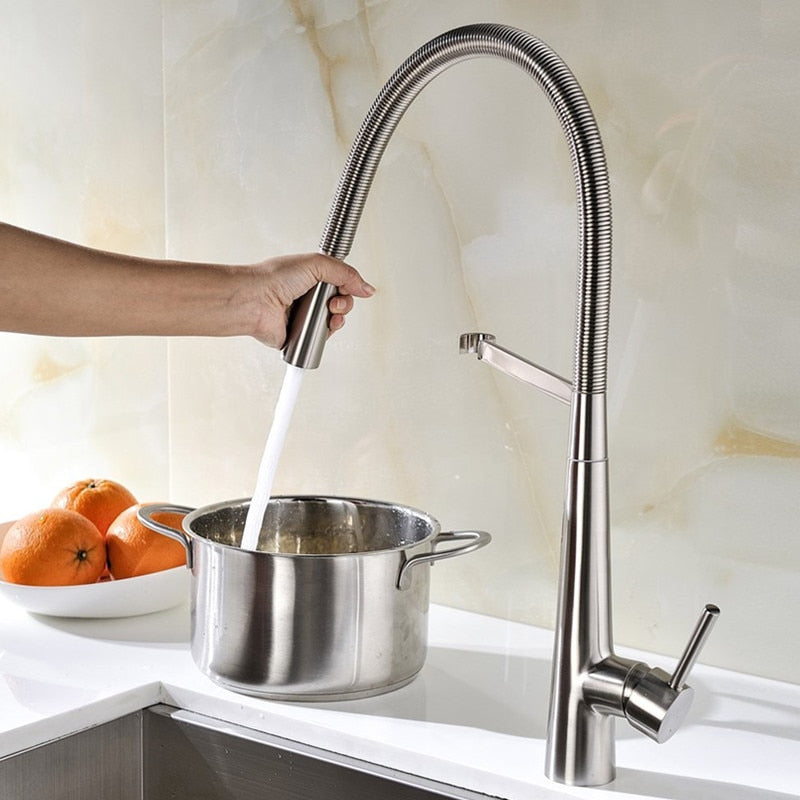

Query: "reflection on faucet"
(282, 23), (720, 786)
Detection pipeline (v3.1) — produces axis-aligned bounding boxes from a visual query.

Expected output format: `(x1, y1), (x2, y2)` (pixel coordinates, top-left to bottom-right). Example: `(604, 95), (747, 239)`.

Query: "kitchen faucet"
(282, 23), (719, 787)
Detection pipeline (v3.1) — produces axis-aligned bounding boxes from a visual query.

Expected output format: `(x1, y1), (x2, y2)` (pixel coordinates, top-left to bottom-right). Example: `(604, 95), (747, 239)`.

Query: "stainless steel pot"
(138, 496), (490, 701)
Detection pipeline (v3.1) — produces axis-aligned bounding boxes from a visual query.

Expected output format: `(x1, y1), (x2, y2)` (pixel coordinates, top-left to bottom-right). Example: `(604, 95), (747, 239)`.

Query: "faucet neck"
(546, 391), (613, 785)
(284, 23), (612, 393)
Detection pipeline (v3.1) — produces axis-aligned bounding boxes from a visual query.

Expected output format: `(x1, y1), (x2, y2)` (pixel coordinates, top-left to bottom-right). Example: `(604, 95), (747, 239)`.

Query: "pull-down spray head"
(282, 280), (337, 369)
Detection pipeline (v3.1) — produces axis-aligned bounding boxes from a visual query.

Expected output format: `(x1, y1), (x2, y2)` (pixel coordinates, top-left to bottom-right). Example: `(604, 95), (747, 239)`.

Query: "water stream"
(240, 364), (305, 551)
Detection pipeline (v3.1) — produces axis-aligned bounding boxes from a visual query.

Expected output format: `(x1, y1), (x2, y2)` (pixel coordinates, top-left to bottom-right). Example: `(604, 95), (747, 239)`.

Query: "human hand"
(249, 253), (375, 349)
(0, 224), (375, 343)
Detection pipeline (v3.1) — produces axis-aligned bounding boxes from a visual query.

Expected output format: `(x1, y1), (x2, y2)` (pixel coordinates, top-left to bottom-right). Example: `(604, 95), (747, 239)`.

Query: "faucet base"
(545, 708), (615, 787)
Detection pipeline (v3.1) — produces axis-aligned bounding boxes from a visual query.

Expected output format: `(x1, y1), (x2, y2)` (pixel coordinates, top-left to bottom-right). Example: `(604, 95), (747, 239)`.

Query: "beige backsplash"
(1, 0), (798, 684)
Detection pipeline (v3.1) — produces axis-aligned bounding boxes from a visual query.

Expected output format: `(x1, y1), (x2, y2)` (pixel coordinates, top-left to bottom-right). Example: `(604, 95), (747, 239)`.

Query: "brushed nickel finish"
(460, 332), (572, 404)
(280, 23), (719, 785)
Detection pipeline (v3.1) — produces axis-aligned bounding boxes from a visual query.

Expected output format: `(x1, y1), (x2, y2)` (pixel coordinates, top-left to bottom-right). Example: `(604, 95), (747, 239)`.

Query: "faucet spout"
(460, 333), (573, 404)
(283, 23), (717, 788)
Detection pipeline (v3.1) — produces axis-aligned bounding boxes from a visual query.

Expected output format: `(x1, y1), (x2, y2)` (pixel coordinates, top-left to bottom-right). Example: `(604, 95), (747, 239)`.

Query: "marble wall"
(0, 1), (170, 514)
(1, 0), (799, 684)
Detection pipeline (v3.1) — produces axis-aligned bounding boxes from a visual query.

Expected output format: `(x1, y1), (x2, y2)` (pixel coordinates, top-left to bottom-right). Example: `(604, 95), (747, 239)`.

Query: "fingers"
(310, 254), (375, 298)
(311, 254), (373, 335)
(251, 252), (374, 346)
(328, 313), (346, 334)
(327, 291), (353, 334)
(329, 293), (354, 315)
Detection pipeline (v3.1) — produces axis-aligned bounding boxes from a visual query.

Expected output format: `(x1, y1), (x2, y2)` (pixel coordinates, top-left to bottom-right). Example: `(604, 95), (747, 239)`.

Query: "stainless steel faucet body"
(283, 23), (718, 787)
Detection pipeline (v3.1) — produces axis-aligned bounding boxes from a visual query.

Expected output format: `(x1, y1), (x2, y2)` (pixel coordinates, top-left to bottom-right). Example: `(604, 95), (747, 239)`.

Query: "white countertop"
(0, 595), (798, 799)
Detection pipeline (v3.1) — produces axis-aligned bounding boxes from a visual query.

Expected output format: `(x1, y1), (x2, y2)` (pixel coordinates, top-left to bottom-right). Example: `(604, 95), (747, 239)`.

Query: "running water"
(240, 364), (305, 551)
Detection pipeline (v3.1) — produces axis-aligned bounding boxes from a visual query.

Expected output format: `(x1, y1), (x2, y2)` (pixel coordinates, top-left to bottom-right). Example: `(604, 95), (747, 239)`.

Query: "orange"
(106, 504), (187, 579)
(52, 478), (137, 537)
(0, 508), (106, 586)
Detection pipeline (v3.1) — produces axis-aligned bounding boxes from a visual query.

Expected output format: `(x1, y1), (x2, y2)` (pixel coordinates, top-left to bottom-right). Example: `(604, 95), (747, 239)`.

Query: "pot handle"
(396, 530), (491, 590)
(137, 503), (195, 569)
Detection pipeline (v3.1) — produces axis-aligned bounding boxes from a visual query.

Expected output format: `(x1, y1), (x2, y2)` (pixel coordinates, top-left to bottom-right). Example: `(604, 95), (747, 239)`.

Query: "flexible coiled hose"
(319, 23), (611, 394)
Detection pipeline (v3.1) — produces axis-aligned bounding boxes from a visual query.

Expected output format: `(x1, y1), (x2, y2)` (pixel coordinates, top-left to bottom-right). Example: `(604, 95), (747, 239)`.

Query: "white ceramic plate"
(0, 566), (190, 618)
(0, 518), (191, 618)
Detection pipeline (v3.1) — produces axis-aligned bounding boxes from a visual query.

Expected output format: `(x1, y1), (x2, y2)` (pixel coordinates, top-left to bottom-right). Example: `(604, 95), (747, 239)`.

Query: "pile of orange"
(0, 479), (186, 587)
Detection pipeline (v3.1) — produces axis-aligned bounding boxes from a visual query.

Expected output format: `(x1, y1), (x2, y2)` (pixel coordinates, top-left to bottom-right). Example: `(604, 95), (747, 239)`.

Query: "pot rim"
(182, 494), (442, 558)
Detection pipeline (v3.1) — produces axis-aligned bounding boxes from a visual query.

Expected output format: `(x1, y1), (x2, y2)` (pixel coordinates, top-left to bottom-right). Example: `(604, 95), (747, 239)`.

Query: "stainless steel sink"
(0, 704), (491, 799)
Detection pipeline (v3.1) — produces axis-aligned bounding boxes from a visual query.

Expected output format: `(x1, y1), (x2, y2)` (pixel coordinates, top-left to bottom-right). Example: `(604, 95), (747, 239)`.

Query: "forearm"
(0, 223), (254, 338)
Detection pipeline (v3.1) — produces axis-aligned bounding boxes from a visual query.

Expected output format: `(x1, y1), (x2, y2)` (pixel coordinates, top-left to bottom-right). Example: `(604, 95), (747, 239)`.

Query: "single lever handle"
(623, 603), (720, 744)
(670, 603), (720, 689)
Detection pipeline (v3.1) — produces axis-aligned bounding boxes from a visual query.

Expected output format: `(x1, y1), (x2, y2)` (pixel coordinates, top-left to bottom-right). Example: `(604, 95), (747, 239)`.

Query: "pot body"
(141, 497), (489, 701)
